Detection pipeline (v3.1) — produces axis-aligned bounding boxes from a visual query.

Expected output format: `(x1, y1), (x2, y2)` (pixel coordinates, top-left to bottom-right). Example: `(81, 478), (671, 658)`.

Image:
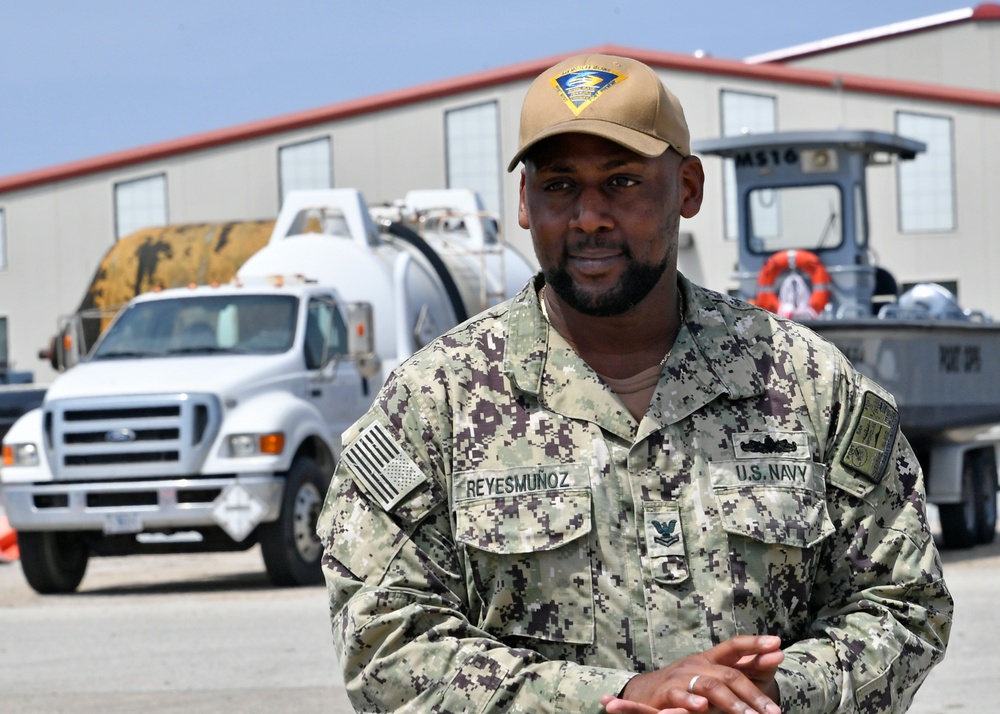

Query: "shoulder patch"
(341, 421), (427, 511)
(841, 391), (899, 483)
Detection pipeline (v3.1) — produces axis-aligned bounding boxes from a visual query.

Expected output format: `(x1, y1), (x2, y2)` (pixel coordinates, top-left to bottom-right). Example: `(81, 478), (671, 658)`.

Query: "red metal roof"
(745, 3), (1000, 64)
(3, 39), (1000, 195)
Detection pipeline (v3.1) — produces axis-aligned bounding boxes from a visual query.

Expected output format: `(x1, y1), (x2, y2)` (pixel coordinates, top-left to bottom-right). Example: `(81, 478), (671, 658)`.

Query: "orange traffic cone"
(0, 515), (19, 562)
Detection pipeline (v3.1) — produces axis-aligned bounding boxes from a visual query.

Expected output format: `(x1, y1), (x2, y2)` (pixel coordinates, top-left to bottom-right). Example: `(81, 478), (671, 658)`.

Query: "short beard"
(544, 253), (670, 317)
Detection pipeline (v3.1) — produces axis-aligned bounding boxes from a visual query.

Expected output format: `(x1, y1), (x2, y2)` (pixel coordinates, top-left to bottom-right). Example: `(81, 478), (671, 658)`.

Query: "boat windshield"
(91, 294), (298, 360)
(747, 184), (843, 255)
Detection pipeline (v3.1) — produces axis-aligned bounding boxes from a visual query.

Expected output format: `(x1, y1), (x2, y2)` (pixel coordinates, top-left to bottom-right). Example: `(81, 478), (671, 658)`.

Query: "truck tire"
(18, 531), (89, 594)
(975, 449), (998, 545)
(939, 450), (993, 550)
(259, 456), (328, 586)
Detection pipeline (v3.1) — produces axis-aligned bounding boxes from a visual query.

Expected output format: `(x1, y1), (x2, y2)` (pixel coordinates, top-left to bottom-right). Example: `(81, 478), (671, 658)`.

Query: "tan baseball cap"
(507, 53), (691, 172)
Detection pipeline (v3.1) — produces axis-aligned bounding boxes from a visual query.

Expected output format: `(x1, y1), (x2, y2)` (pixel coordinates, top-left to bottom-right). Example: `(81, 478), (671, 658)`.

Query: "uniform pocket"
(710, 459), (832, 548)
(709, 460), (834, 636)
(715, 486), (833, 547)
(455, 488), (595, 645)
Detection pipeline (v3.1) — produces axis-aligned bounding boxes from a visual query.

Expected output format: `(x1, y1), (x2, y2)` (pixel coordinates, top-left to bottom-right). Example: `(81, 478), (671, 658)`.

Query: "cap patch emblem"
(550, 65), (627, 116)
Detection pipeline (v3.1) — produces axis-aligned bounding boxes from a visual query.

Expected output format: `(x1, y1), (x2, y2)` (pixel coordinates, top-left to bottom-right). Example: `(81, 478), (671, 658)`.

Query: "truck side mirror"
(38, 320), (77, 372)
(346, 302), (381, 379)
(38, 335), (59, 372)
(49, 316), (82, 372)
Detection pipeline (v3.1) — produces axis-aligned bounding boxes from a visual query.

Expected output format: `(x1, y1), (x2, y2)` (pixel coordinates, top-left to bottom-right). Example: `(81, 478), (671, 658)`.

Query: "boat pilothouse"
(694, 130), (999, 550)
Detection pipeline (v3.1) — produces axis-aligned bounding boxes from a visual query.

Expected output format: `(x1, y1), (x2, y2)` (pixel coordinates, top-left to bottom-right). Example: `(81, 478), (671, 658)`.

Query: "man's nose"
(568, 186), (614, 233)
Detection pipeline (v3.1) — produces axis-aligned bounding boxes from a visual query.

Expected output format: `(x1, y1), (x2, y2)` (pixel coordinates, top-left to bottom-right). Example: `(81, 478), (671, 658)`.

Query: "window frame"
(0, 208), (7, 271)
(0, 315), (8, 369)
(304, 295), (347, 370)
(444, 100), (502, 221)
(719, 90), (777, 241)
(895, 110), (956, 234)
(278, 136), (333, 206)
(114, 173), (168, 241)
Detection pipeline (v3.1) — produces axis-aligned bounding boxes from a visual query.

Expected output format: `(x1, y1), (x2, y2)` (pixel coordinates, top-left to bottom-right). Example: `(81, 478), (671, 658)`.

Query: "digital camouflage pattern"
(318, 274), (953, 713)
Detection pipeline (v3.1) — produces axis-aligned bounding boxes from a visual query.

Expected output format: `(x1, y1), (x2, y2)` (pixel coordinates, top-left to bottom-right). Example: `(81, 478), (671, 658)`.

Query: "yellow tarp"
(80, 221), (275, 312)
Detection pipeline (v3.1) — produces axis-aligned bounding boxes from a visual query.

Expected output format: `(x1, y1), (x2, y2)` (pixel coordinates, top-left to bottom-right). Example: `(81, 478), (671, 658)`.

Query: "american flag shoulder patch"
(341, 421), (427, 511)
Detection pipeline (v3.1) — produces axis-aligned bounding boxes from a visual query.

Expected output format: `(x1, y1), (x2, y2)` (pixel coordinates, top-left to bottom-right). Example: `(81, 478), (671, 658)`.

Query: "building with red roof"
(1, 5), (999, 378)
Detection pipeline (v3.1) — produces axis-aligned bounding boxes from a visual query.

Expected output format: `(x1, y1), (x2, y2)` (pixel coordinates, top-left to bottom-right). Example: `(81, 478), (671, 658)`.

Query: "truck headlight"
(2, 442), (40, 467)
(226, 433), (285, 457)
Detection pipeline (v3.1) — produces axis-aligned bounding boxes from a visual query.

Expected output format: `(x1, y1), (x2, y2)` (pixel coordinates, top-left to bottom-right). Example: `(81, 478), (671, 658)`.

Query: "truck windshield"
(747, 184), (843, 254)
(91, 294), (298, 359)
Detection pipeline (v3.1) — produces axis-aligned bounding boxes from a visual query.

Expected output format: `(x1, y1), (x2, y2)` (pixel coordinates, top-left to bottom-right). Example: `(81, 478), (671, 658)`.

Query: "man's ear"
(679, 156), (705, 219)
(517, 169), (530, 230)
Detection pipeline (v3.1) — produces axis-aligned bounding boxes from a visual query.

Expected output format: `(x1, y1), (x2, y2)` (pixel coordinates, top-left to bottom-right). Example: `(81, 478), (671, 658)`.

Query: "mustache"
(564, 234), (631, 254)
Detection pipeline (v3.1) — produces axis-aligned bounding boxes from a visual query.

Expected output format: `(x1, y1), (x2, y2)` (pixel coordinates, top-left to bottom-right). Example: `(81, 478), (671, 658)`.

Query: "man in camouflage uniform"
(318, 53), (952, 713)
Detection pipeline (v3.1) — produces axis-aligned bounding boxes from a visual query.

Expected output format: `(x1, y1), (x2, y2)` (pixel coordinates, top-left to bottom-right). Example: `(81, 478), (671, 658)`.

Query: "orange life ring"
(755, 249), (831, 314)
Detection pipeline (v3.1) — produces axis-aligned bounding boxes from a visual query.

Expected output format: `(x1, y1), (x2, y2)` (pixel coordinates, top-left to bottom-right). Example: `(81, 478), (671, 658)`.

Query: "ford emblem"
(105, 428), (137, 443)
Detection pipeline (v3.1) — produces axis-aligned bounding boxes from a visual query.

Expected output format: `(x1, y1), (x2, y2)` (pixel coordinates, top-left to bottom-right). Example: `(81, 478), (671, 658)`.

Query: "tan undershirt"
(598, 363), (662, 422)
(537, 284), (671, 421)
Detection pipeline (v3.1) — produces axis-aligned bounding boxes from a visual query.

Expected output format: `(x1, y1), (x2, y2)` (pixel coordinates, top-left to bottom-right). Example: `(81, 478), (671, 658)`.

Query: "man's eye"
(609, 176), (638, 187)
(544, 180), (572, 191)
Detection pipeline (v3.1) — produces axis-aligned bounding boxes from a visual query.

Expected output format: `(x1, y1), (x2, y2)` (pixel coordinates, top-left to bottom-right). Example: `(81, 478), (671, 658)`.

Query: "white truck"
(0, 188), (534, 593)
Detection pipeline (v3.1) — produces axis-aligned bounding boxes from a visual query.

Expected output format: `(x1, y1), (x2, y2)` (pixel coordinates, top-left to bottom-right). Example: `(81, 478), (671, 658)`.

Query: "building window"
(720, 91), (776, 240)
(279, 137), (332, 205)
(0, 208), (6, 270)
(446, 101), (501, 219)
(0, 316), (7, 369)
(115, 174), (168, 240)
(896, 112), (955, 232)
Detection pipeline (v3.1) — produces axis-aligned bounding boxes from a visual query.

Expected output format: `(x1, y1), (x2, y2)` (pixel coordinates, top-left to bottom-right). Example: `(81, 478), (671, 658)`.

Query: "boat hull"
(805, 319), (1000, 441)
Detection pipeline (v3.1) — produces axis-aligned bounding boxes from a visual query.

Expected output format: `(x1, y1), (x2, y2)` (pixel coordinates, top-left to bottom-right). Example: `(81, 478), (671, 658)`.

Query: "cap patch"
(550, 65), (627, 116)
(341, 421), (427, 511)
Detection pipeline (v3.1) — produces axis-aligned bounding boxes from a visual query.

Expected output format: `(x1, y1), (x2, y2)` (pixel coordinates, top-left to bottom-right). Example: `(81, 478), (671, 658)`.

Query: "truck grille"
(45, 394), (221, 480)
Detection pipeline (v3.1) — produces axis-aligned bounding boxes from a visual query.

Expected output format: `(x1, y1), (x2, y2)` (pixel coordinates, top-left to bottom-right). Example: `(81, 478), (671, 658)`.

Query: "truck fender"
(0, 408), (53, 485)
(202, 390), (336, 475)
(926, 442), (999, 504)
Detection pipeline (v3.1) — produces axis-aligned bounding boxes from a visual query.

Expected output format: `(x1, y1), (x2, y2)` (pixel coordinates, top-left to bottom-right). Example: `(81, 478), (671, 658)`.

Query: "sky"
(1, 0), (978, 178)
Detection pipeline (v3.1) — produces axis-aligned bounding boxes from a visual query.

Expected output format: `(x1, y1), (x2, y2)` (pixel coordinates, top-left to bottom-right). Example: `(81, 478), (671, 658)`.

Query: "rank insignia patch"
(842, 391), (899, 483)
(550, 65), (627, 115)
(644, 504), (685, 559)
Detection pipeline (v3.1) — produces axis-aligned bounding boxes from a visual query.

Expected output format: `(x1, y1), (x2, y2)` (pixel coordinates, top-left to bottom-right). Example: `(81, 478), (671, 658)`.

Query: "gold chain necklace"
(539, 285), (552, 322)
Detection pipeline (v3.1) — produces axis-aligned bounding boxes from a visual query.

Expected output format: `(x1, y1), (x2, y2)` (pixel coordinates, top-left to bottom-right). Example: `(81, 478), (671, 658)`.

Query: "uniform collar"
(503, 274), (554, 396)
(654, 275), (766, 423)
(502, 274), (765, 435)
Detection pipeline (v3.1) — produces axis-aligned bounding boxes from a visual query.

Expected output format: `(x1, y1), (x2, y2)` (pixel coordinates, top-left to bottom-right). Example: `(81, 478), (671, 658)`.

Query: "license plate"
(103, 513), (143, 535)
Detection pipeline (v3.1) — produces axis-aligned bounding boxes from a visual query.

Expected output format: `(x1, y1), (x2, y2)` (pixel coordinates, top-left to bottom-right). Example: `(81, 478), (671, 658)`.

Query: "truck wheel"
(975, 450), (997, 545)
(938, 455), (979, 550)
(259, 456), (328, 586)
(18, 531), (89, 594)
(938, 450), (997, 550)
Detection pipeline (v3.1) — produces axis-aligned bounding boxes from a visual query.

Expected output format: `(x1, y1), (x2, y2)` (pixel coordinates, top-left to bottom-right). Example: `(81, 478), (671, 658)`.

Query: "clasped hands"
(601, 635), (783, 714)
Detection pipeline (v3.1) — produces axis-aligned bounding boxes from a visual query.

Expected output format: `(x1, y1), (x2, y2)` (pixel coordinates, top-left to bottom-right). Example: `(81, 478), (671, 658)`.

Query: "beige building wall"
(756, 14), (1000, 91)
(165, 139), (279, 223)
(2, 34), (1000, 381)
(2, 179), (117, 377)
(670, 68), (1000, 313)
